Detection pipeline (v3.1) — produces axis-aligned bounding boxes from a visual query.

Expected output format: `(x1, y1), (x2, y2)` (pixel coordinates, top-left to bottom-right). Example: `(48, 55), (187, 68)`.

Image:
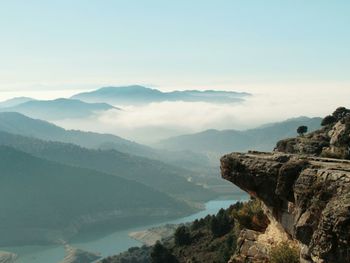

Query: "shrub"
(231, 199), (269, 231)
(270, 242), (299, 263)
(321, 115), (336, 126)
(174, 225), (191, 246)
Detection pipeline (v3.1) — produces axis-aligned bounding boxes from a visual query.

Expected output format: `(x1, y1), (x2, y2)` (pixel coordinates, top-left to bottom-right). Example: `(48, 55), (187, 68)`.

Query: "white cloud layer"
(54, 86), (350, 144)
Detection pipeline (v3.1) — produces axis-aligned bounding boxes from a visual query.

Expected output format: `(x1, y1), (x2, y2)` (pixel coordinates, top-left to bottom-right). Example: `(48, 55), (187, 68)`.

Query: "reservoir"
(2, 199), (246, 263)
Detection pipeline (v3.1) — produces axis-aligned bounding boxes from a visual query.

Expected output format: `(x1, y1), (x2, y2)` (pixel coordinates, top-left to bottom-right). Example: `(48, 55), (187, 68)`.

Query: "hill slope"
(0, 98), (116, 120)
(0, 146), (195, 246)
(0, 131), (215, 202)
(0, 112), (213, 176)
(157, 117), (322, 154)
(0, 112), (151, 152)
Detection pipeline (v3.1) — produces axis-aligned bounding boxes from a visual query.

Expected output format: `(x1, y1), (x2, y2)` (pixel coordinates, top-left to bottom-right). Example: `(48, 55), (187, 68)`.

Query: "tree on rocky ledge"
(297, 125), (308, 136)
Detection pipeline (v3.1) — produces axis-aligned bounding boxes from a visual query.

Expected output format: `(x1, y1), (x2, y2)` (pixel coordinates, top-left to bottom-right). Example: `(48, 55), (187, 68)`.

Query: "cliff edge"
(221, 107), (350, 263)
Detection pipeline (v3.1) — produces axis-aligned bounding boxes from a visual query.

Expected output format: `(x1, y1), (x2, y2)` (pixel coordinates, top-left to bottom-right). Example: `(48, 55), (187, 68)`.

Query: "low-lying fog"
(52, 85), (350, 144)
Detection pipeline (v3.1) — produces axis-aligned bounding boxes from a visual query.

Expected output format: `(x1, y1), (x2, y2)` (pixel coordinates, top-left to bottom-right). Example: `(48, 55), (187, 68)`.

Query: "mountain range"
(0, 98), (116, 120)
(0, 145), (195, 246)
(71, 85), (250, 105)
(0, 112), (211, 171)
(0, 112), (219, 246)
(0, 111), (145, 150)
(0, 130), (214, 202)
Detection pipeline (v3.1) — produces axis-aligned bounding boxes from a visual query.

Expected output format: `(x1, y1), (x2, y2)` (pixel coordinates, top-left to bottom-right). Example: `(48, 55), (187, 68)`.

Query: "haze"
(1, 1), (350, 262)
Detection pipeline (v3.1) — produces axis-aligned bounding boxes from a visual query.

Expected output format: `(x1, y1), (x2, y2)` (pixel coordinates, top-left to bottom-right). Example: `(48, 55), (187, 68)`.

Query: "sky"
(0, 0), (349, 97)
(1, 1), (350, 142)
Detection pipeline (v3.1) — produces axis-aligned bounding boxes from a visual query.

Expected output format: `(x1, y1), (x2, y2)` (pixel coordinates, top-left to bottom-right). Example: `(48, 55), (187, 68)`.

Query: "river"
(1, 199), (246, 263)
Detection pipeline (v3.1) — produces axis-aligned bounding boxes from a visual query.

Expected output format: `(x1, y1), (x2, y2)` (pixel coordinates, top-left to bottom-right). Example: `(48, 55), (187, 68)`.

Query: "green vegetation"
(270, 243), (300, 263)
(101, 246), (151, 263)
(151, 242), (178, 263)
(332, 107), (350, 120)
(174, 225), (191, 246)
(231, 199), (269, 231)
(297, 125), (308, 136)
(101, 200), (268, 263)
(321, 115), (336, 126)
(210, 208), (231, 237)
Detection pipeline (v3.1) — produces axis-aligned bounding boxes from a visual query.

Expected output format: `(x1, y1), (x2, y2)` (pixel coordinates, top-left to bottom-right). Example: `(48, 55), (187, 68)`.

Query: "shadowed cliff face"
(221, 152), (350, 263)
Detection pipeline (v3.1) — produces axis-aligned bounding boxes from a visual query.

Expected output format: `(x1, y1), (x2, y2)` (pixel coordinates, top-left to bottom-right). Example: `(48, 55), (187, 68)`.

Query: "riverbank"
(0, 251), (17, 263)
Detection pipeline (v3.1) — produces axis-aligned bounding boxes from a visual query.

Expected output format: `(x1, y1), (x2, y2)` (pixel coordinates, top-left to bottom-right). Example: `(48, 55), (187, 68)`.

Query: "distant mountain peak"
(71, 85), (250, 105)
(99, 85), (158, 92)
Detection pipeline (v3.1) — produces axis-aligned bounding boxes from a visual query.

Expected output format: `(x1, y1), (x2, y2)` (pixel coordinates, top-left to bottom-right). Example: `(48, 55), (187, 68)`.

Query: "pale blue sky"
(0, 0), (349, 97)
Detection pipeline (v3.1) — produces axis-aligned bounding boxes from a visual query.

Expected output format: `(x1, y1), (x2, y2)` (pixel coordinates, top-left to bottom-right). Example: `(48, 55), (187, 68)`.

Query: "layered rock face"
(221, 152), (350, 263)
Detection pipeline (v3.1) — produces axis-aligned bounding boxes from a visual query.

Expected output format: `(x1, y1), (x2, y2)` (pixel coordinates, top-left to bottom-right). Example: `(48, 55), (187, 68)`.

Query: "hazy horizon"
(1, 84), (349, 143)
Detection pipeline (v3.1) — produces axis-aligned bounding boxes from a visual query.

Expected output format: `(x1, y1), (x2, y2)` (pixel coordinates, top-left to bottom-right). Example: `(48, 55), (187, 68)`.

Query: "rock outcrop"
(276, 107), (350, 159)
(221, 151), (350, 263)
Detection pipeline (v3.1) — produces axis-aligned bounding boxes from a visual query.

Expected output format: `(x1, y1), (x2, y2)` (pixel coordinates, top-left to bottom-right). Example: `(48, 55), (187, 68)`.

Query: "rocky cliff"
(221, 107), (350, 263)
(221, 107), (350, 262)
(221, 152), (350, 262)
(100, 107), (349, 263)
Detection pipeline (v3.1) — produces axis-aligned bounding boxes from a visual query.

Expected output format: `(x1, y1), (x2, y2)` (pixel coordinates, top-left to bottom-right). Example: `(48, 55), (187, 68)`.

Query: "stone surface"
(221, 152), (350, 263)
(229, 229), (269, 263)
